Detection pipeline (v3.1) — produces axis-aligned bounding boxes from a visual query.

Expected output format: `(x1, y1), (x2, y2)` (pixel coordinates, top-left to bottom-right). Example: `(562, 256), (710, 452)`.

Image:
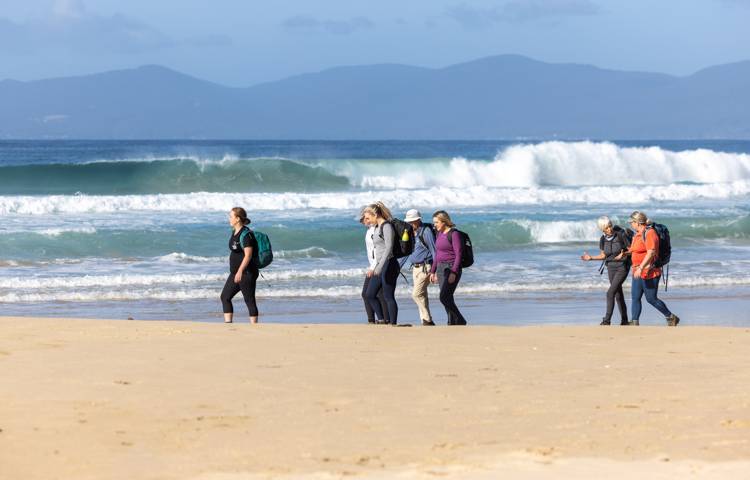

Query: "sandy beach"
(1, 318), (749, 479)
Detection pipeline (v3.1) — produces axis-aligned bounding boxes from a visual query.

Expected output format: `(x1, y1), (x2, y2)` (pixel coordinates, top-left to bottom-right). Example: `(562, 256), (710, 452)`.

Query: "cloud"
(0, 1), (231, 55)
(447, 0), (600, 29)
(282, 15), (375, 35)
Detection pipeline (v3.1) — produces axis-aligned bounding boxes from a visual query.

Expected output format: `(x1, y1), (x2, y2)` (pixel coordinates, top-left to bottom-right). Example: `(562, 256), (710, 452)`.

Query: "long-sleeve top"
(400, 223), (437, 268)
(365, 225), (378, 270)
(430, 229), (462, 274)
(373, 222), (395, 275)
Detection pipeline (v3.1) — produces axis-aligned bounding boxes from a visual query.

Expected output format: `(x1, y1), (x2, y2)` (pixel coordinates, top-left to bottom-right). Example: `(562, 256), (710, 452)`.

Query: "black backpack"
(418, 222), (437, 247)
(598, 226), (633, 274)
(644, 223), (671, 268)
(446, 229), (474, 268)
(621, 227), (634, 249)
(380, 219), (415, 259)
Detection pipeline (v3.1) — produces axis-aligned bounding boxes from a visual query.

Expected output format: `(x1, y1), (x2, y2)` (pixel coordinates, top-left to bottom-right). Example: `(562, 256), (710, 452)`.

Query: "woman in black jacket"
(581, 216), (631, 325)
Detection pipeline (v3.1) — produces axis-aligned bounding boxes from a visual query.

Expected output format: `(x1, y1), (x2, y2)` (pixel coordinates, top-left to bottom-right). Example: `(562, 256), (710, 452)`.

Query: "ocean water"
(0, 139), (749, 325)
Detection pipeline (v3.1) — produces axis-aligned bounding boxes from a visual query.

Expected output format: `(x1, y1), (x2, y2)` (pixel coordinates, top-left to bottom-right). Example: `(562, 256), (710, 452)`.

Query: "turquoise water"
(1, 139), (749, 324)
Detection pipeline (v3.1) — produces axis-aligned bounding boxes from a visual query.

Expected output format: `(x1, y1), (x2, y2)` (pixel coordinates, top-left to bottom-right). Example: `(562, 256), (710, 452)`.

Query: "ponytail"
(363, 201), (393, 221)
(231, 207), (251, 226)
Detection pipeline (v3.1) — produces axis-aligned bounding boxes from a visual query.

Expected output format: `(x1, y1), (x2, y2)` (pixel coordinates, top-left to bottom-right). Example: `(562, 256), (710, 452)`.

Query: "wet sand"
(1, 318), (749, 479)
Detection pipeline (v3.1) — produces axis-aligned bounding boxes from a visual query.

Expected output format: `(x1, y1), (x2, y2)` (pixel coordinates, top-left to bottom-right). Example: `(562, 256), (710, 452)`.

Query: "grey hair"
(597, 215), (613, 231)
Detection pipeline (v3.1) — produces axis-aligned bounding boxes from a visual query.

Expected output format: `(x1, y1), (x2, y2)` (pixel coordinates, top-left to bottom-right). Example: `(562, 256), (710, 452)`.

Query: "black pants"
(220, 268), (259, 316)
(436, 262), (466, 325)
(604, 264), (629, 324)
(362, 275), (389, 323)
(366, 257), (399, 324)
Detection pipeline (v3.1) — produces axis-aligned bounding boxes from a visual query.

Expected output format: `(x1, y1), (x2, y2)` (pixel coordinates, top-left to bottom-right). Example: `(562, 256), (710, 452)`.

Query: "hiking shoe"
(629, 320), (640, 326)
(666, 314), (680, 327)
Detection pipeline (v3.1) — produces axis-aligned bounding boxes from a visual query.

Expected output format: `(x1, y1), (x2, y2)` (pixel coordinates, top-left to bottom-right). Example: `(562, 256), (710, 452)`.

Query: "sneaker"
(666, 314), (680, 327)
(600, 319), (611, 326)
(620, 320), (629, 326)
(422, 320), (436, 326)
(629, 320), (640, 326)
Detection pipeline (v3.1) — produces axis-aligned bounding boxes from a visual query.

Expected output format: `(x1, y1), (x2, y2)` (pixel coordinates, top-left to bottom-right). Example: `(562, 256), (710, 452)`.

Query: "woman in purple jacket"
(429, 210), (467, 325)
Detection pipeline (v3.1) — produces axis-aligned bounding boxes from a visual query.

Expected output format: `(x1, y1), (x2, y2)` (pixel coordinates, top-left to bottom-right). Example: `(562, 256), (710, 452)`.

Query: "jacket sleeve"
(373, 223), (394, 275)
(450, 230), (462, 273)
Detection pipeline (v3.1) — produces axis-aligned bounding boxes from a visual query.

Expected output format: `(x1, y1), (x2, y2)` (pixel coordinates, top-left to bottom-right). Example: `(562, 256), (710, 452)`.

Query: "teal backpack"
(240, 228), (273, 269)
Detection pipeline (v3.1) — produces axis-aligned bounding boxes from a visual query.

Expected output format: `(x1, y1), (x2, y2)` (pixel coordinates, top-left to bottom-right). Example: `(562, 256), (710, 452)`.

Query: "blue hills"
(1, 54), (748, 139)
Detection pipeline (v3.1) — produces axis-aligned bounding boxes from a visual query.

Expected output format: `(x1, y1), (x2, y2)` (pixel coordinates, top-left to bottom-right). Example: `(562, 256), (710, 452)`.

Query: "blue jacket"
(402, 223), (436, 267)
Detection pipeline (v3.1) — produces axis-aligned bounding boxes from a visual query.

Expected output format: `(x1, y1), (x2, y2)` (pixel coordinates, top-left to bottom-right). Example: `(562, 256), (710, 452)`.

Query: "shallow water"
(1, 139), (748, 324)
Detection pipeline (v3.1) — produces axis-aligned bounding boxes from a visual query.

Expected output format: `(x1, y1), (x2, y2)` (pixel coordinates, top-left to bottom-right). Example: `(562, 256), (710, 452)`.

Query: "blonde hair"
(362, 201), (393, 221)
(231, 207), (251, 225)
(432, 210), (455, 228)
(629, 211), (650, 226)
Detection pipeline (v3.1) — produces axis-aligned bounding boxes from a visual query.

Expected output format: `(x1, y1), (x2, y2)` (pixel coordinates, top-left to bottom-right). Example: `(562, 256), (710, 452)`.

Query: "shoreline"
(1, 286), (749, 326)
(2, 318), (750, 479)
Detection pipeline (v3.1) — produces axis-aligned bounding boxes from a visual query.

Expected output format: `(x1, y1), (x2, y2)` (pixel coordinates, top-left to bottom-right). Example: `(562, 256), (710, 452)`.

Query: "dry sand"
(1, 318), (749, 479)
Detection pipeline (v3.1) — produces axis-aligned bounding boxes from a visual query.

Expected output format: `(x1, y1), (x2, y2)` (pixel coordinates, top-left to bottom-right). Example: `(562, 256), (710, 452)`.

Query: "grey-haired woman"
(581, 215), (631, 325)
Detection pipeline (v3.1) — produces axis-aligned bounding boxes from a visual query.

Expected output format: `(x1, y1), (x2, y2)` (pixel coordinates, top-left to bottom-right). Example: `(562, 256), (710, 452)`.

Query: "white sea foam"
(0, 268), (366, 290)
(156, 253), (222, 264)
(341, 141), (750, 188)
(274, 247), (332, 259)
(36, 226), (98, 236)
(2, 274), (749, 303)
(1, 181), (748, 215)
(512, 220), (601, 243)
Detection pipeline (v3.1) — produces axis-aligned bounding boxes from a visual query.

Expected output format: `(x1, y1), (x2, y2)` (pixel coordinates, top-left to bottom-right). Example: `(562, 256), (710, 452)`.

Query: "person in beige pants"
(401, 209), (437, 326)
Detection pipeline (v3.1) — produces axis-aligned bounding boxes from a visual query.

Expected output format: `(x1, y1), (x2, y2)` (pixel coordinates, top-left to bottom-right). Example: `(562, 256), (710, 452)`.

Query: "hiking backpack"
(643, 222), (672, 290)
(446, 229), (474, 268)
(598, 226), (633, 274)
(418, 222), (437, 247)
(644, 223), (671, 268)
(381, 219), (415, 259)
(621, 227), (634, 249)
(240, 229), (273, 269)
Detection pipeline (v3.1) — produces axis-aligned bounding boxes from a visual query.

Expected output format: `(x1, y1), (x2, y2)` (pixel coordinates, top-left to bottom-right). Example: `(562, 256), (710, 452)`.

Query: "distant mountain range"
(1, 55), (749, 139)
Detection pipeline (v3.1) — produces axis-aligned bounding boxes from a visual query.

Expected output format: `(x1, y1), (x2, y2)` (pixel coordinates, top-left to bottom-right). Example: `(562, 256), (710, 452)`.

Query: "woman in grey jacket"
(360, 211), (389, 324)
(362, 201), (400, 325)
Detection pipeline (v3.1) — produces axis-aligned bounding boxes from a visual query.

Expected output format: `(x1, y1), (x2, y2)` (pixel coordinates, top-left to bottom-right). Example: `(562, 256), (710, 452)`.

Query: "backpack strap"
(444, 228), (454, 245)
(418, 224), (430, 246)
(238, 227), (254, 249)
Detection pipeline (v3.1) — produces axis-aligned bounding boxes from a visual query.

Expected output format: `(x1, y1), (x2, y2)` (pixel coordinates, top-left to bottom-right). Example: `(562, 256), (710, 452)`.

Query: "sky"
(0, 0), (748, 86)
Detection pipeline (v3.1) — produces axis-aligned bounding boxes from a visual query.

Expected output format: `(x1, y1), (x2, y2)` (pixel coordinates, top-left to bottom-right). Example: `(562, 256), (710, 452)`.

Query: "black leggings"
(220, 268), (259, 316)
(437, 262), (466, 325)
(362, 274), (389, 323)
(604, 264), (629, 323)
(366, 257), (399, 324)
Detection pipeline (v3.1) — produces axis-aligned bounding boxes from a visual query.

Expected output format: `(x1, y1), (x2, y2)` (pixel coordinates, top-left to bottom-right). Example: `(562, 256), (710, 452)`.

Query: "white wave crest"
(36, 226), (98, 236)
(2, 275), (749, 303)
(342, 141), (750, 188)
(513, 220), (601, 243)
(0, 269), (366, 290)
(1, 181), (748, 215)
(156, 253), (222, 264)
